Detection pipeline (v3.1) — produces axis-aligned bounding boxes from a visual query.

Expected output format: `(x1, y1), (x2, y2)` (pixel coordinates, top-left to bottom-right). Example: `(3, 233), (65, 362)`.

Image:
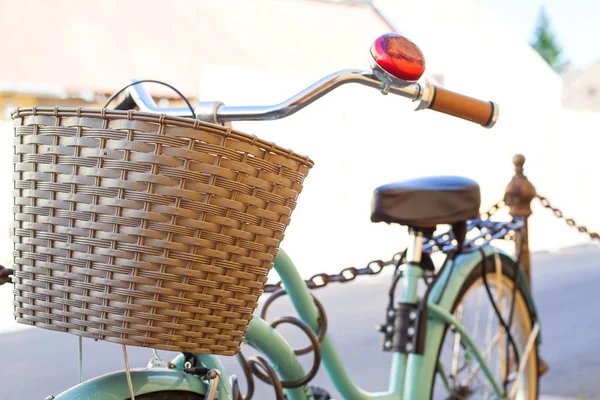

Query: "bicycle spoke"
(461, 331), (501, 387)
(508, 322), (540, 399)
(436, 362), (454, 397)
(495, 257), (507, 383)
(485, 298), (493, 365)
(451, 304), (465, 382)
(484, 296), (494, 399)
(472, 288), (483, 344)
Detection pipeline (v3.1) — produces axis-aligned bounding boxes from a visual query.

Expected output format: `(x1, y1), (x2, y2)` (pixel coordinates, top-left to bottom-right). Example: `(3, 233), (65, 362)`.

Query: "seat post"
(406, 229), (424, 264)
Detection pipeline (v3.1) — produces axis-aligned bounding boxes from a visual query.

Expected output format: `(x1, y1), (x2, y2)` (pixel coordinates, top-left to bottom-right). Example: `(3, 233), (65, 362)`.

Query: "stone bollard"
(503, 154), (536, 288)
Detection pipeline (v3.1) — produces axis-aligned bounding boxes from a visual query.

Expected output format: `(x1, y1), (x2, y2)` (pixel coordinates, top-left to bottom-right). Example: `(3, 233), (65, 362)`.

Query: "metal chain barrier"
(536, 194), (600, 240)
(263, 201), (509, 294)
(263, 254), (404, 293)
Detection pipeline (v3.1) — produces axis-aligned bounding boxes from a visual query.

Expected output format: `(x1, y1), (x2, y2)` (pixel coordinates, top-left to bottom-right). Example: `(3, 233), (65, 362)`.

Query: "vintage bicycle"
(5, 33), (539, 399)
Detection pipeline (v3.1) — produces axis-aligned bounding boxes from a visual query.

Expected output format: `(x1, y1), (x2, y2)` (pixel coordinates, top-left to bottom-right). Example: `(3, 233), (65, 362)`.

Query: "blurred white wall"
(0, 121), (12, 262)
(0, 120), (15, 332)
(2, 82), (598, 284)
(1, 0), (598, 283)
(197, 63), (600, 278)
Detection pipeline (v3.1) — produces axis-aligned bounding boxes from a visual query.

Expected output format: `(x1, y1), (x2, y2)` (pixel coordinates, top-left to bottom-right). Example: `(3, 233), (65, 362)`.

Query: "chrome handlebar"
(126, 69), (435, 124)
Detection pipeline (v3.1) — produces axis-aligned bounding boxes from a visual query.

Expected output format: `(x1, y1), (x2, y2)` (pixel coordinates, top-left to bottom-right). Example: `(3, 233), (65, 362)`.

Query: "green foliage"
(530, 7), (564, 72)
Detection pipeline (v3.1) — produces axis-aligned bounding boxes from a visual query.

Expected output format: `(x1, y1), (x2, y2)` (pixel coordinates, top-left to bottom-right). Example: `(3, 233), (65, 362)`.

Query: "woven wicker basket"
(11, 107), (313, 355)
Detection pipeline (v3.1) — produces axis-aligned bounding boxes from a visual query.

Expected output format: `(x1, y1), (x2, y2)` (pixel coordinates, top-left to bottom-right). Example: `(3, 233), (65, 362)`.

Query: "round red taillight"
(370, 33), (425, 82)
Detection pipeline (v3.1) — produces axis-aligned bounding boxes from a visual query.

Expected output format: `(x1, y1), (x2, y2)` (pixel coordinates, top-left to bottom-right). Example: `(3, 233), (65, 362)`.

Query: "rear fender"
(428, 246), (541, 344)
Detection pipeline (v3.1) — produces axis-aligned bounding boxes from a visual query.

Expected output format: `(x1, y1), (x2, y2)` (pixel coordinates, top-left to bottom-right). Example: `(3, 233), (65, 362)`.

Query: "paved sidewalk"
(540, 397), (579, 400)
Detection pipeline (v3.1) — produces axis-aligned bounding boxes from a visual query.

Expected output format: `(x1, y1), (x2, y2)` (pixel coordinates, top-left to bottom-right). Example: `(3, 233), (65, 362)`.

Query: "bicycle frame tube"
(272, 250), (403, 400)
(197, 245), (538, 400)
(244, 316), (315, 400)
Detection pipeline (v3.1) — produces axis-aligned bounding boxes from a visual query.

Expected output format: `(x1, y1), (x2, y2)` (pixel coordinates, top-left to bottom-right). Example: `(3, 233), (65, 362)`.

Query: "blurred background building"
(0, 0), (598, 277)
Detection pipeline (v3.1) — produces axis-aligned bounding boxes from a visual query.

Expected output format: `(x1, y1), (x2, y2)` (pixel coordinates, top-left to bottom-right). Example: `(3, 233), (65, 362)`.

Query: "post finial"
(504, 154), (536, 217)
(513, 154), (525, 175)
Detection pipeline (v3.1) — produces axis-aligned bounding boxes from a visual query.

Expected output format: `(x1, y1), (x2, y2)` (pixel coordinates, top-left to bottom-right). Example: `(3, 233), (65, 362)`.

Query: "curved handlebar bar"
(121, 33), (499, 127)
(125, 69), (425, 124)
(124, 66), (497, 128)
(216, 70), (423, 122)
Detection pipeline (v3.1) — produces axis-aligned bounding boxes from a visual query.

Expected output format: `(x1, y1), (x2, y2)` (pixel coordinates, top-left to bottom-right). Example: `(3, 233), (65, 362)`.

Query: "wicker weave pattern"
(11, 107), (313, 355)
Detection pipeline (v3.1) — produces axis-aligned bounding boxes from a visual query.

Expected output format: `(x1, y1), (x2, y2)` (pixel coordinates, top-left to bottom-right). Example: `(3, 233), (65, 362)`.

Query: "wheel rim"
(433, 273), (537, 400)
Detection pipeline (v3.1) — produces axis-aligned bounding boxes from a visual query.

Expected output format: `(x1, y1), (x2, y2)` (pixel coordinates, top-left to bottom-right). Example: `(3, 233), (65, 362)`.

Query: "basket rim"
(12, 106), (314, 168)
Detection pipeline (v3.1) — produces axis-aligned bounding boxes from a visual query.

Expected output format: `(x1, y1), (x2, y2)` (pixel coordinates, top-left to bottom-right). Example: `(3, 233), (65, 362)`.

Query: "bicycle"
(5, 33), (540, 399)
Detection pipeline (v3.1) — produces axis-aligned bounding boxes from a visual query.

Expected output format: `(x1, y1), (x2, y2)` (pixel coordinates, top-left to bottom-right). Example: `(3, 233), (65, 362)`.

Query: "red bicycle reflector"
(370, 33), (425, 82)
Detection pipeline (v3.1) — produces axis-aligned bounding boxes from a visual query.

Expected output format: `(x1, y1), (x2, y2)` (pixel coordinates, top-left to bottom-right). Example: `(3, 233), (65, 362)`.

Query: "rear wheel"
(431, 256), (539, 399)
(130, 391), (205, 399)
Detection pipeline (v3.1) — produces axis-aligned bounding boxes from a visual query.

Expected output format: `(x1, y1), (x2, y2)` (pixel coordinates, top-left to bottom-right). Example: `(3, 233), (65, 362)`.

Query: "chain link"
(480, 199), (506, 221)
(536, 194), (600, 241)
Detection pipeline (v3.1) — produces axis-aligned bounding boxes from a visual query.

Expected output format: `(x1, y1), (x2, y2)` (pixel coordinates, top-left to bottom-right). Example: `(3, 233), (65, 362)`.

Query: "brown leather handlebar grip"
(429, 86), (498, 128)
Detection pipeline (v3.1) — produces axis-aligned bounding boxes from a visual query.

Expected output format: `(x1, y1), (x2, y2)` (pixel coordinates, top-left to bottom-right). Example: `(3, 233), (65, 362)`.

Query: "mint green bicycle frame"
(44, 37), (516, 399)
(55, 242), (539, 400)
